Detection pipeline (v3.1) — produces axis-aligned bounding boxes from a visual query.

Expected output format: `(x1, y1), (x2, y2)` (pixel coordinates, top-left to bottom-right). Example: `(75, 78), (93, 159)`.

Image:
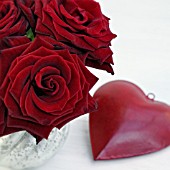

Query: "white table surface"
(1, 0), (170, 169)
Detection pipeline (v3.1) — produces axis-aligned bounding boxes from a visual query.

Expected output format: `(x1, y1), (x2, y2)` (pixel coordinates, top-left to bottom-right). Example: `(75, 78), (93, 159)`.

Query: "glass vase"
(0, 125), (69, 170)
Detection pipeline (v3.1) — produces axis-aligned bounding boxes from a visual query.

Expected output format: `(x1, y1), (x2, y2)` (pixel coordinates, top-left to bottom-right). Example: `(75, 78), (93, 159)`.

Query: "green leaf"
(26, 28), (34, 41)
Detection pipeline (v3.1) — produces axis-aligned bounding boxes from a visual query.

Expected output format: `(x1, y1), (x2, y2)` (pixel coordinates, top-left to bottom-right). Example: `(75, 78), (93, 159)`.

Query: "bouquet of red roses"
(0, 0), (116, 141)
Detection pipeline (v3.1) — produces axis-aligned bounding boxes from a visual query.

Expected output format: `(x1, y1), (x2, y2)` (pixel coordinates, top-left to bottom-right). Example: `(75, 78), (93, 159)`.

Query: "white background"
(1, 0), (170, 169)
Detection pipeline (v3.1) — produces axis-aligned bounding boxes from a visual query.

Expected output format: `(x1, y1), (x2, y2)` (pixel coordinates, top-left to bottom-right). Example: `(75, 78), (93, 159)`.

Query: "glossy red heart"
(89, 80), (170, 160)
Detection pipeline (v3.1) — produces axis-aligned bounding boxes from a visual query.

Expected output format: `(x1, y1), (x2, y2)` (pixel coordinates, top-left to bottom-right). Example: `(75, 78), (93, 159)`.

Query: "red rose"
(0, 0), (35, 50)
(0, 37), (98, 140)
(34, 0), (117, 74)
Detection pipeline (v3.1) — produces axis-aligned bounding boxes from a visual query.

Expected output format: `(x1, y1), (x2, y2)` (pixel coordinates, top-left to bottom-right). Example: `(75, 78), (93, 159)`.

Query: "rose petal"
(17, 0), (35, 28)
(39, 75), (66, 100)
(29, 84), (70, 112)
(53, 23), (94, 50)
(21, 37), (54, 56)
(10, 65), (32, 104)
(0, 100), (6, 134)
(8, 55), (40, 82)
(21, 89), (57, 125)
(36, 18), (55, 37)
(7, 116), (54, 139)
(35, 66), (60, 92)
(31, 55), (71, 84)
(0, 126), (21, 137)
(0, 36), (30, 50)
(4, 83), (36, 123)
(83, 35), (109, 49)
(85, 58), (114, 75)
(57, 95), (97, 129)
(0, 42), (30, 86)
(53, 82), (92, 128)
(50, 92), (80, 116)
(45, 1), (76, 31)
(20, 80), (31, 116)
(75, 0), (102, 18)
(75, 56), (98, 89)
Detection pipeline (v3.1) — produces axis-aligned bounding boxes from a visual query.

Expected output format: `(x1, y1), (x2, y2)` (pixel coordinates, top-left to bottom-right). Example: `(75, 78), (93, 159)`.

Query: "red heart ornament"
(89, 80), (170, 160)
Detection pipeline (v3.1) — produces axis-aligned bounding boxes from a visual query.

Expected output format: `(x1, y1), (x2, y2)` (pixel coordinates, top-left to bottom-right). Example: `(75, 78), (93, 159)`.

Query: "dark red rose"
(0, 0), (35, 50)
(0, 37), (98, 140)
(34, 0), (117, 74)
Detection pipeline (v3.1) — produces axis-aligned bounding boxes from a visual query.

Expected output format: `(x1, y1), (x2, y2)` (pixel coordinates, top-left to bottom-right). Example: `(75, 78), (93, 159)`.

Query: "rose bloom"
(34, 0), (117, 74)
(0, 37), (98, 140)
(0, 0), (35, 50)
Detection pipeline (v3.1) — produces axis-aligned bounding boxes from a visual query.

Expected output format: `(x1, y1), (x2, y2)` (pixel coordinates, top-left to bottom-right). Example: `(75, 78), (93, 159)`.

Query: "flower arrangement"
(0, 0), (116, 142)
(1, 1), (170, 169)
